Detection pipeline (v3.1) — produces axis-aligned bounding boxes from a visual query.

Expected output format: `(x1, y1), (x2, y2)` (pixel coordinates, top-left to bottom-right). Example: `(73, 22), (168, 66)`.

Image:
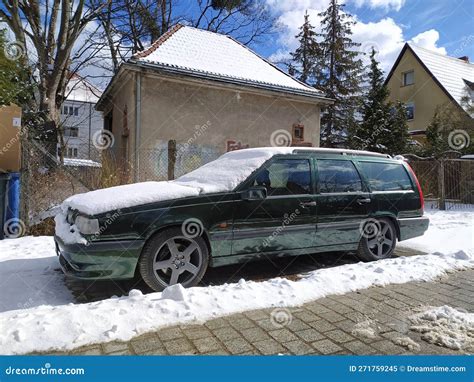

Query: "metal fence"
(405, 154), (474, 210)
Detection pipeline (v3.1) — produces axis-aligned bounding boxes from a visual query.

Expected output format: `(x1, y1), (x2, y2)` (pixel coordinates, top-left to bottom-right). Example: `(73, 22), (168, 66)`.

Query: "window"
(405, 102), (414, 120)
(66, 147), (78, 158)
(253, 159), (311, 196)
(317, 160), (362, 193)
(64, 126), (79, 137)
(74, 107), (79, 116)
(403, 70), (414, 86)
(62, 105), (68, 115)
(292, 124), (304, 141)
(359, 162), (413, 191)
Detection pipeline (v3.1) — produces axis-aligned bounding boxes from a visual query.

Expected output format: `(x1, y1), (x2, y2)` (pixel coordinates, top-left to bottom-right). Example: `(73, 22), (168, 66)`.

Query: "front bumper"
(397, 216), (430, 241)
(55, 236), (145, 280)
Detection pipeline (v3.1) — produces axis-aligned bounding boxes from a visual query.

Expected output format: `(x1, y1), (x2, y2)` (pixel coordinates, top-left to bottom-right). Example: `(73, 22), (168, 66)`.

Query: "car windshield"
(175, 148), (294, 193)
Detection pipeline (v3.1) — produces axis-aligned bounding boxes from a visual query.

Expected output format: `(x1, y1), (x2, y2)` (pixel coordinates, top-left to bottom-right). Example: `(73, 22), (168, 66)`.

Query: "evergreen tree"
(0, 30), (31, 107)
(387, 101), (409, 155)
(290, 11), (320, 84)
(316, 0), (364, 147)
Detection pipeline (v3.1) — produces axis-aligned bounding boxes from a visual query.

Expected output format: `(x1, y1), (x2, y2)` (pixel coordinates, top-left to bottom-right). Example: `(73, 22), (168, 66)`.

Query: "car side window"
(253, 159), (311, 196)
(317, 160), (362, 193)
(358, 162), (413, 191)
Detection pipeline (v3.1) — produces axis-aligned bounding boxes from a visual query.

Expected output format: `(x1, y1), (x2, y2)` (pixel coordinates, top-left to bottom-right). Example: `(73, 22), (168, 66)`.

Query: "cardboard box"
(0, 104), (22, 172)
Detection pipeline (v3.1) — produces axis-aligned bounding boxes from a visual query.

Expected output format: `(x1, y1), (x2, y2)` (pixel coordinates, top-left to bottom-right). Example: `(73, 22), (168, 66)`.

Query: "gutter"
(134, 72), (142, 182)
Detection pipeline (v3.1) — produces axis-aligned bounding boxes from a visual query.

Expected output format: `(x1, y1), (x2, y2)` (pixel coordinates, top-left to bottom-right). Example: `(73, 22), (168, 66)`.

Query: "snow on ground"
(0, 237), (73, 313)
(409, 306), (474, 352)
(0, 209), (472, 354)
(398, 208), (473, 254)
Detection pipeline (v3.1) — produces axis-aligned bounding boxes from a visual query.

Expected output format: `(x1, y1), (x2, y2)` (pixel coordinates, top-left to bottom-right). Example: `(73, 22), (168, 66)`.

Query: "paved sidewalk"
(46, 269), (473, 356)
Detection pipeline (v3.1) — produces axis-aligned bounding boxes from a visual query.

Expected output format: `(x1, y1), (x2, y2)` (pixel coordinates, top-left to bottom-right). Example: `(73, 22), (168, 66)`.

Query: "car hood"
(61, 181), (201, 216)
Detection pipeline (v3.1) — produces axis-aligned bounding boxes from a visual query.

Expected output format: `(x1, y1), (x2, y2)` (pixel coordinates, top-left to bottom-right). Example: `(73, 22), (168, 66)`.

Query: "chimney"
(458, 56), (469, 63)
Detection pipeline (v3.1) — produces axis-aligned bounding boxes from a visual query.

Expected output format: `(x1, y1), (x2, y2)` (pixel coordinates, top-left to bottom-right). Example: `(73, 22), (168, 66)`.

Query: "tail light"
(406, 163), (424, 212)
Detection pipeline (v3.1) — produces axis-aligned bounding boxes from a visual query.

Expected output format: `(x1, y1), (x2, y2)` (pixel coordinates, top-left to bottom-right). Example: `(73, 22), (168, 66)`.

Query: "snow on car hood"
(60, 147), (293, 216)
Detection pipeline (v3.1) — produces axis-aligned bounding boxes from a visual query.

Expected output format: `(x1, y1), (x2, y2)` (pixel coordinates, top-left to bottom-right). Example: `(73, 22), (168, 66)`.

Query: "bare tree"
(0, 0), (109, 159)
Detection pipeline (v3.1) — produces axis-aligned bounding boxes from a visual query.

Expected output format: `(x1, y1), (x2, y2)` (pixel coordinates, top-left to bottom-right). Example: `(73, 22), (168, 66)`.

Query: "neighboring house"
(96, 24), (332, 181)
(60, 75), (103, 161)
(386, 43), (474, 140)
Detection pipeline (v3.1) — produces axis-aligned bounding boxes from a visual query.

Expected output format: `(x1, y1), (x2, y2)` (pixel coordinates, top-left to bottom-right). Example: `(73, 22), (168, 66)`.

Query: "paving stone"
(244, 309), (270, 321)
(193, 337), (223, 353)
(343, 340), (377, 355)
(318, 311), (346, 323)
(370, 340), (405, 354)
(158, 327), (185, 342)
(230, 317), (255, 330)
(205, 318), (228, 330)
(253, 339), (287, 355)
(295, 328), (325, 342)
(240, 326), (271, 342)
(213, 327), (242, 341)
(309, 319), (336, 332)
(163, 338), (195, 354)
(183, 326), (212, 340)
(130, 335), (164, 354)
(72, 346), (103, 355)
(282, 340), (314, 355)
(102, 341), (130, 354)
(311, 339), (342, 354)
(286, 318), (311, 332)
(268, 328), (299, 343)
(224, 338), (254, 354)
(293, 309), (320, 322)
(324, 329), (355, 344)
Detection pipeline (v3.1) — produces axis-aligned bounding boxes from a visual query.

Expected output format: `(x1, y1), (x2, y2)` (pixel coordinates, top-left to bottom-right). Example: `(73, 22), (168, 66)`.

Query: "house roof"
(128, 24), (325, 99)
(386, 43), (474, 115)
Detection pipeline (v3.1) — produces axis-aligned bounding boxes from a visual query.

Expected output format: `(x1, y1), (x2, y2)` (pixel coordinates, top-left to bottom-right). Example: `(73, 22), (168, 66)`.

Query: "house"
(96, 24), (332, 181)
(385, 43), (474, 140)
(60, 74), (103, 161)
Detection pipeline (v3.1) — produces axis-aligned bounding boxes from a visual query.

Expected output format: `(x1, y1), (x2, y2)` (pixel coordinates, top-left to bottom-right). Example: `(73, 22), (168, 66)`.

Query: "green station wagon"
(55, 147), (429, 292)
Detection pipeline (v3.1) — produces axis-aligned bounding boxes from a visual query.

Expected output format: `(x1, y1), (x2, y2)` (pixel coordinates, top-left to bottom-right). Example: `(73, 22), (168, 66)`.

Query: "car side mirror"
(242, 186), (267, 201)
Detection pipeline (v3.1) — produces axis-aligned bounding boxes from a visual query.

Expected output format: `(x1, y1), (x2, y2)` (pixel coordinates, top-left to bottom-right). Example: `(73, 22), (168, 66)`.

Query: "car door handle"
(300, 201), (317, 208)
(357, 197), (371, 205)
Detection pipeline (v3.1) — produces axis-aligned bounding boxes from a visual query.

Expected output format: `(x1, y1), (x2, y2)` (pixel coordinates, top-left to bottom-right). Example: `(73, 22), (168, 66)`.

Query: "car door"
(231, 156), (318, 256)
(314, 158), (372, 247)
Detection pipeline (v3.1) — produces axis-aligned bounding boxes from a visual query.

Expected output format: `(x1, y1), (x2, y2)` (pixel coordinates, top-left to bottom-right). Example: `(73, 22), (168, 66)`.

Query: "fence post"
(168, 140), (176, 180)
(438, 159), (446, 210)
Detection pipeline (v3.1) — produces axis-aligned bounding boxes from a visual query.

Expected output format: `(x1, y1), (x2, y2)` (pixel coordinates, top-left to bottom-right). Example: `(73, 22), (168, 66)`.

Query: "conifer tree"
(290, 11), (320, 85)
(316, 0), (364, 147)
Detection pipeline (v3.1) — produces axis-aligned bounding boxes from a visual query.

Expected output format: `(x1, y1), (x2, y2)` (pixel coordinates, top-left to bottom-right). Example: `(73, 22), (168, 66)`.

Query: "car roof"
(225, 147), (391, 159)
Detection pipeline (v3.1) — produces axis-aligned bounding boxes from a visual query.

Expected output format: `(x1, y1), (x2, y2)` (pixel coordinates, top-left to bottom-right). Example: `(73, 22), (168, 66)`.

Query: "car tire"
(357, 218), (397, 262)
(138, 227), (209, 292)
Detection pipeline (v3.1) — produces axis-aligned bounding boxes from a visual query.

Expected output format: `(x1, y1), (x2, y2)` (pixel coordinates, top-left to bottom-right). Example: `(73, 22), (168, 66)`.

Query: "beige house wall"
(103, 68), (322, 181)
(387, 49), (453, 133)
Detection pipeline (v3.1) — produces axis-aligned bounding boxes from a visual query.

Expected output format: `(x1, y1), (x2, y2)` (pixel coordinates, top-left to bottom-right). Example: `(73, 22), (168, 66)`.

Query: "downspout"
(134, 72), (142, 182)
(88, 103), (92, 159)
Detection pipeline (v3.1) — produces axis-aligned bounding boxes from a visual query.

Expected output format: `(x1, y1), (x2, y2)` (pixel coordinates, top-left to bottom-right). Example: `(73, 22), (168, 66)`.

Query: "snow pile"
(0, 249), (472, 354)
(393, 336), (421, 351)
(409, 306), (474, 351)
(398, 209), (474, 254)
(351, 320), (378, 339)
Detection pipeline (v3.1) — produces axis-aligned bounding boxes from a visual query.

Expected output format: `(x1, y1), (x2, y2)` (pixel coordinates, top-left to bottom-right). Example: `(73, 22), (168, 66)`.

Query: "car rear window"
(359, 162), (413, 191)
(316, 160), (363, 193)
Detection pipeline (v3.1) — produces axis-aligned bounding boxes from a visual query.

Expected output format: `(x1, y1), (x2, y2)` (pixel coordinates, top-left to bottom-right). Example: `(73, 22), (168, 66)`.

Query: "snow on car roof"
(59, 147), (388, 218)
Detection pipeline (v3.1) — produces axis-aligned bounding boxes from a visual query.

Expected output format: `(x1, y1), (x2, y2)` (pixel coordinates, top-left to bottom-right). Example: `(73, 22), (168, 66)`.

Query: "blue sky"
(249, 0), (474, 73)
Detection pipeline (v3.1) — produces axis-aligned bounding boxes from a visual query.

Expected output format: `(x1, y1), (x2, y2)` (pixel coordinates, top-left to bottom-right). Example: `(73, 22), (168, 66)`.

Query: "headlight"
(75, 215), (100, 235)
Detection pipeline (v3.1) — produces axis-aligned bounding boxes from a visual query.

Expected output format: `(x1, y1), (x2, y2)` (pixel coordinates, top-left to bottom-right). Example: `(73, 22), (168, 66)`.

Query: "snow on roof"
(132, 24), (322, 97)
(63, 158), (101, 168)
(409, 44), (474, 114)
(64, 75), (102, 104)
